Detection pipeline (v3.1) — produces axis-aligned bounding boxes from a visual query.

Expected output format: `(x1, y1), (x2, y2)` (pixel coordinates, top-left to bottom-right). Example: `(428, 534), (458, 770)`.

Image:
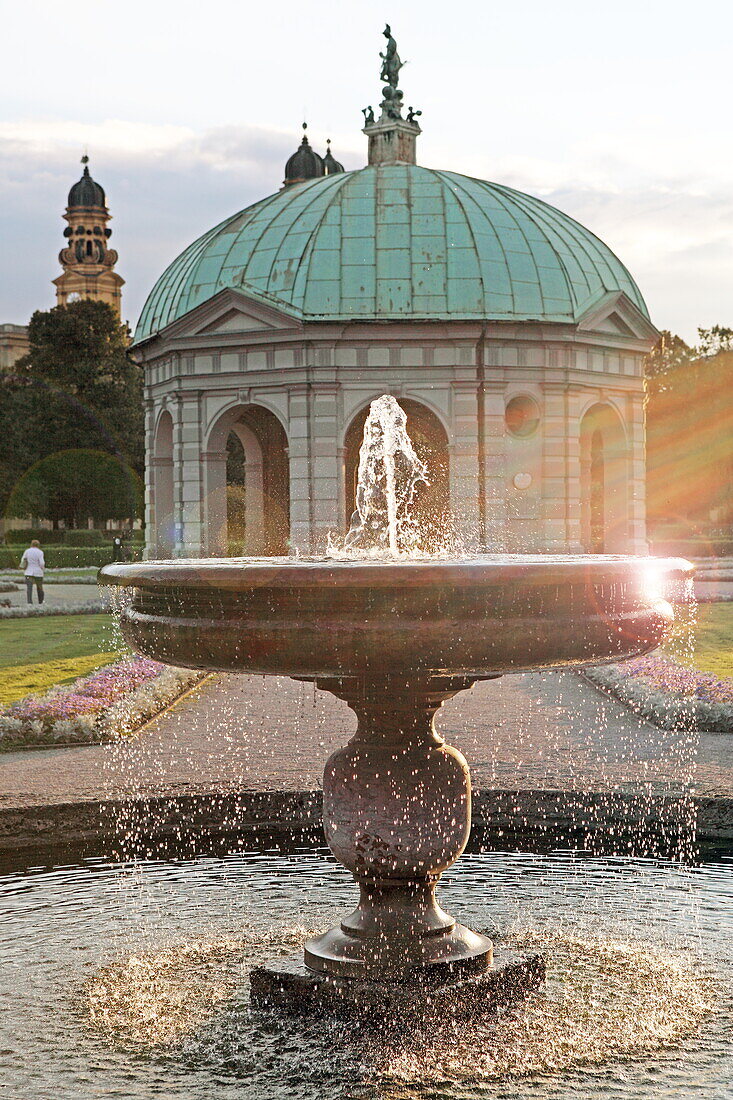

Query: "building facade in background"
(0, 324), (30, 373)
(133, 34), (658, 558)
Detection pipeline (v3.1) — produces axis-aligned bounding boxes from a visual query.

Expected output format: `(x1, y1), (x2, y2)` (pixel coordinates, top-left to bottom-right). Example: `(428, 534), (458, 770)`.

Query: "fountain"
(99, 396), (693, 1022)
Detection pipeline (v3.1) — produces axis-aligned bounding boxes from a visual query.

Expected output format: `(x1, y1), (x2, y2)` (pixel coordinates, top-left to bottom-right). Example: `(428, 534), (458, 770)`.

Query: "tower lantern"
(54, 156), (124, 317)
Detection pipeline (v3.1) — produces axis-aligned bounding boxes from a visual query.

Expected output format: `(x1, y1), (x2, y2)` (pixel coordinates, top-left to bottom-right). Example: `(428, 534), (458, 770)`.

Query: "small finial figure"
(362, 105), (375, 125)
(406, 107), (422, 124)
(81, 154), (89, 166)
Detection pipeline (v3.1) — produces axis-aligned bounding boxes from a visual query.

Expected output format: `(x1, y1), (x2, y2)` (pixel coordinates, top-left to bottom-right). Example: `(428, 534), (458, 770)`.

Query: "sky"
(1, 0), (732, 343)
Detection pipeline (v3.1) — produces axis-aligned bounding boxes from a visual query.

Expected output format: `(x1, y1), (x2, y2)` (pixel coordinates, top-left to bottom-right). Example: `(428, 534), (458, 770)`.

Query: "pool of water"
(0, 841), (731, 1099)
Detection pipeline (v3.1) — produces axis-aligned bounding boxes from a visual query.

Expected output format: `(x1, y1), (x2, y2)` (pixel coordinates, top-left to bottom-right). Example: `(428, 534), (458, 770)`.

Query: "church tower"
(53, 156), (124, 317)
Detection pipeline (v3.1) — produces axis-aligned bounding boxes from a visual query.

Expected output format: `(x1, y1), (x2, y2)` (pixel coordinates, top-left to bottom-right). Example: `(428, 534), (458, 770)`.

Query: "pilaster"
(449, 382), (481, 547)
(481, 388), (508, 551)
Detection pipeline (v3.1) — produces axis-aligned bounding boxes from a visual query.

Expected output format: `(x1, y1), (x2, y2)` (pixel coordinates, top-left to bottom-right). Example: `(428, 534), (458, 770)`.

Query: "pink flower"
(5, 656), (167, 727)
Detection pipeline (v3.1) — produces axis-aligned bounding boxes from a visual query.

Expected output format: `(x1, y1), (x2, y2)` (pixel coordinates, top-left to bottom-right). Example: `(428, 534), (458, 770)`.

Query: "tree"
(696, 325), (733, 357)
(1, 300), (144, 527)
(646, 333), (733, 535)
(6, 449), (142, 528)
(644, 330), (692, 377)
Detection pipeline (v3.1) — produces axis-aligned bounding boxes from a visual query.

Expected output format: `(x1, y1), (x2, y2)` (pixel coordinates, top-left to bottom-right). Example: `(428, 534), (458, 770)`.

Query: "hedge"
(649, 539), (733, 558)
(0, 546), (141, 569)
(2, 528), (143, 546)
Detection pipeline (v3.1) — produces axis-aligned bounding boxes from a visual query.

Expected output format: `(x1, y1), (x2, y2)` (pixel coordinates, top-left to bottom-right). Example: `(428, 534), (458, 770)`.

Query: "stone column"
(567, 390), (586, 551)
(143, 394), (156, 560)
(450, 381), (482, 546)
(201, 450), (227, 556)
(542, 385), (570, 551)
(481, 386), (508, 551)
(310, 385), (341, 552)
(287, 385), (313, 553)
(626, 390), (648, 552)
(171, 393), (205, 557)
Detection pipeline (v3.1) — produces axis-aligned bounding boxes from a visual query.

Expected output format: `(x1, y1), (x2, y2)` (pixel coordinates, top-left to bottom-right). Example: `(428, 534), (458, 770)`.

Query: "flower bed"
(0, 600), (104, 619)
(584, 653), (733, 733)
(0, 656), (205, 749)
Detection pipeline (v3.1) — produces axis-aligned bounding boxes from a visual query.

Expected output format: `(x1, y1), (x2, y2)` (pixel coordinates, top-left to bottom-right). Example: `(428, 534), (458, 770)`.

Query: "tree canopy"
(646, 328), (733, 534)
(6, 449), (142, 528)
(0, 299), (143, 527)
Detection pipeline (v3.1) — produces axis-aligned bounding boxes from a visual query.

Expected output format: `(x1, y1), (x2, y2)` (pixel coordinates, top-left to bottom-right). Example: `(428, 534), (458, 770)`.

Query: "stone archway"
(343, 398), (450, 543)
(579, 403), (629, 553)
(152, 410), (174, 556)
(205, 405), (290, 556)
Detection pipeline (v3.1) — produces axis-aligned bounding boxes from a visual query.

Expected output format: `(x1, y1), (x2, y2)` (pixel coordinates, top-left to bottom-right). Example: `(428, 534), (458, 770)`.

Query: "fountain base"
(250, 948), (545, 1024)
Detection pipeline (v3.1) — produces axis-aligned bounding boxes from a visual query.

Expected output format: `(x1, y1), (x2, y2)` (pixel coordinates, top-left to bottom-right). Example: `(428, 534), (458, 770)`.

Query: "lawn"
(0, 614), (124, 707)
(666, 602), (733, 679)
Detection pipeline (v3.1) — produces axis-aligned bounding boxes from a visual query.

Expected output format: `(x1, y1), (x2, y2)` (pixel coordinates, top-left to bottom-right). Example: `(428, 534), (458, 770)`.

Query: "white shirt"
(21, 546), (45, 577)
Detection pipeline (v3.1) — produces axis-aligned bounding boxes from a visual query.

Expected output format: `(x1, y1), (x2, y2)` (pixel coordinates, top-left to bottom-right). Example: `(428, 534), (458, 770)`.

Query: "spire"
(283, 122), (324, 188)
(362, 25), (421, 166)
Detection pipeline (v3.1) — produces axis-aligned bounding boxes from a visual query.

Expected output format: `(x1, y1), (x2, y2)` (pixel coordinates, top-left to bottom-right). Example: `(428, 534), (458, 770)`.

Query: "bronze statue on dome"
(379, 24), (403, 88)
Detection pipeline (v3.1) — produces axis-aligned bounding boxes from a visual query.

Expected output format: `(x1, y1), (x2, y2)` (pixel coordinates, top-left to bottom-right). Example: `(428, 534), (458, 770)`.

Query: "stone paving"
(1, 669), (731, 813)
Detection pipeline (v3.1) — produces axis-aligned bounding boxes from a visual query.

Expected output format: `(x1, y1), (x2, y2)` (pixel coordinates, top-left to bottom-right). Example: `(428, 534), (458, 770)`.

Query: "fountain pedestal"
(251, 673), (546, 1021)
(305, 674), (492, 979)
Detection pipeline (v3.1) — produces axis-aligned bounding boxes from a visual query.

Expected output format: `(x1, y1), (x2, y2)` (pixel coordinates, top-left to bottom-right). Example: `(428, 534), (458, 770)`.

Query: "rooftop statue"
(379, 24), (403, 88)
(378, 24), (406, 121)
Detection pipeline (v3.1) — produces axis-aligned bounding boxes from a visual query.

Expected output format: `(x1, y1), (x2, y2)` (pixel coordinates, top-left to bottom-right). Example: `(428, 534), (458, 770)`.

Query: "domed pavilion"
(133, 29), (658, 558)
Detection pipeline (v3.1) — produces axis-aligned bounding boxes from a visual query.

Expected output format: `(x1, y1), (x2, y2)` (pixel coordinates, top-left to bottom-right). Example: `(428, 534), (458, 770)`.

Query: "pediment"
(576, 291), (659, 345)
(139, 286), (304, 348)
(197, 307), (274, 334)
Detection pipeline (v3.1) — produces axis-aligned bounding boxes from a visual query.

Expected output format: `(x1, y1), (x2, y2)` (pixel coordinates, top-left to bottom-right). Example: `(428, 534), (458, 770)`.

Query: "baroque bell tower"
(53, 156), (124, 317)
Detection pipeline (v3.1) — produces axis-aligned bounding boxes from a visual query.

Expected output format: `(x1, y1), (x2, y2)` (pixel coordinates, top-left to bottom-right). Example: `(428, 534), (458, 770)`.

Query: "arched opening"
(580, 404), (628, 553)
(343, 398), (450, 542)
(206, 405), (289, 556)
(153, 410), (174, 556)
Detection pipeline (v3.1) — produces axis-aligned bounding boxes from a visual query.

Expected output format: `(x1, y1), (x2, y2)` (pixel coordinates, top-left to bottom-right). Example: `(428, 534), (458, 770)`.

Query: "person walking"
(20, 539), (45, 605)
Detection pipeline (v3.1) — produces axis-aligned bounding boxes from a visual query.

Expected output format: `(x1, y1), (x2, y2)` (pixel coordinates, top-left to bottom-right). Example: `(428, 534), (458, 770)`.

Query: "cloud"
(1, 120), (730, 341)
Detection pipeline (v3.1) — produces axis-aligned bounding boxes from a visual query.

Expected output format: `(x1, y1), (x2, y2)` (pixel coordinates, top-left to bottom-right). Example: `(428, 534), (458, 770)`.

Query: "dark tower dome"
(323, 139), (344, 175)
(283, 124), (324, 187)
(68, 156), (106, 208)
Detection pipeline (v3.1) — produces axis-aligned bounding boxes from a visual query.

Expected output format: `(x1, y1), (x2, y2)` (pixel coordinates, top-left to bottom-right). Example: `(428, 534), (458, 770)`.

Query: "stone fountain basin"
(99, 555), (692, 680)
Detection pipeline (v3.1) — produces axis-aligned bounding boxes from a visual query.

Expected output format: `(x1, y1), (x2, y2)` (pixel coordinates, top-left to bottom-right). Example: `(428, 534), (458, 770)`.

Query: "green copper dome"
(135, 165), (649, 343)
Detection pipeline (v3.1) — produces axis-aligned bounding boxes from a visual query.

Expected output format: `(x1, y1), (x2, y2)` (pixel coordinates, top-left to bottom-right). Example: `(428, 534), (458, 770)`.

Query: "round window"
(505, 395), (540, 438)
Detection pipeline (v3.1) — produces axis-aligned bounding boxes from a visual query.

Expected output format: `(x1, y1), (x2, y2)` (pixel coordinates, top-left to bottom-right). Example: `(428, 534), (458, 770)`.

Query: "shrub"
(649, 538), (733, 558)
(3, 529), (66, 545)
(2, 528), (132, 547)
(63, 530), (106, 546)
(0, 546), (141, 568)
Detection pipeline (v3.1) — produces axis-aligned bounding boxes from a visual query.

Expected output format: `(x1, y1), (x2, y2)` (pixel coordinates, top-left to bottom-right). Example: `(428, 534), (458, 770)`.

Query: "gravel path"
(0, 670), (729, 812)
(0, 583), (101, 609)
